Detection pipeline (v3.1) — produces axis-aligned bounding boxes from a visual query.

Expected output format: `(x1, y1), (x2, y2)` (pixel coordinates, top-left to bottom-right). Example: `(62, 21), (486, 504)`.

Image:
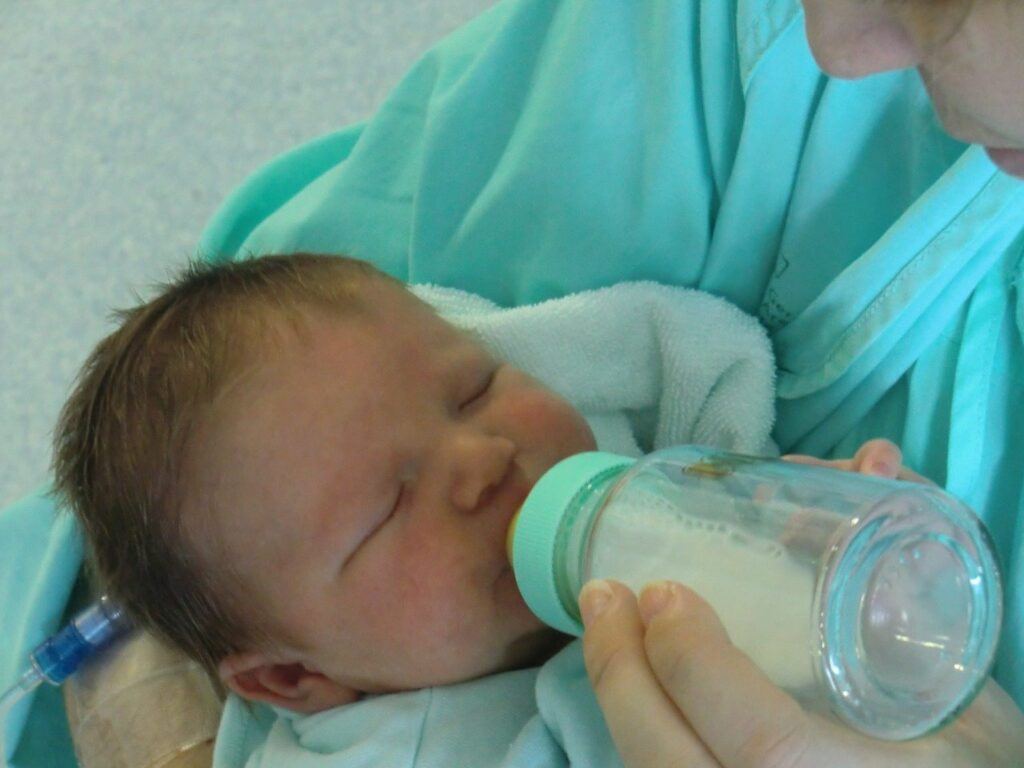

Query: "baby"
(54, 253), (596, 713)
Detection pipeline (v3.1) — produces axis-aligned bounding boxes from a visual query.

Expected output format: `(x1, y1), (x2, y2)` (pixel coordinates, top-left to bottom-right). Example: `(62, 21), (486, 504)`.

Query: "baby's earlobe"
(218, 652), (361, 713)
(216, 649), (266, 683)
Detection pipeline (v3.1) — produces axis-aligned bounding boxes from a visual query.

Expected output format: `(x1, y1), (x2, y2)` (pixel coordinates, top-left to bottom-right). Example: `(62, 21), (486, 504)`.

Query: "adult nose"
(801, 0), (919, 79)
(442, 429), (517, 513)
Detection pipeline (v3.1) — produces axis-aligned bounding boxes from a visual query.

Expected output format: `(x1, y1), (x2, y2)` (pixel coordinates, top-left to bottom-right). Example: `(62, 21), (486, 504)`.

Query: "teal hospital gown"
(3, 0), (1023, 766)
(202, 0), (1024, 705)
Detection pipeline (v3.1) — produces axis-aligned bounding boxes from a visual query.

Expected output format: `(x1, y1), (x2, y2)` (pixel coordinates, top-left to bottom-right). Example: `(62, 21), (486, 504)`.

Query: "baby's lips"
(985, 146), (1024, 177)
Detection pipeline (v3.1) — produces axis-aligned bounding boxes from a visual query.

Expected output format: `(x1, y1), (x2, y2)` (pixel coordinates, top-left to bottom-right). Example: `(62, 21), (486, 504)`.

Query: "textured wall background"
(0, 0), (495, 508)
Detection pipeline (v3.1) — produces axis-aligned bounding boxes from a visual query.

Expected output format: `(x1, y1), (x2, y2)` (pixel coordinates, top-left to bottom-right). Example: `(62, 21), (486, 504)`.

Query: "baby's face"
(187, 282), (595, 697)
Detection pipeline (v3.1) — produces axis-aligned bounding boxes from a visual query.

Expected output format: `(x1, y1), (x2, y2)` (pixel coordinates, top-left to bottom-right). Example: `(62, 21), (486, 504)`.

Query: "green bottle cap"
(510, 451), (634, 636)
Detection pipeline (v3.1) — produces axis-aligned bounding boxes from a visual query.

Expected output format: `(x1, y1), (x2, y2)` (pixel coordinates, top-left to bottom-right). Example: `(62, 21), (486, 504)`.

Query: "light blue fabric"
(239, 667), (542, 767)
(0, 489), (82, 768)
(4, 0), (1024, 765)
(213, 644), (622, 768)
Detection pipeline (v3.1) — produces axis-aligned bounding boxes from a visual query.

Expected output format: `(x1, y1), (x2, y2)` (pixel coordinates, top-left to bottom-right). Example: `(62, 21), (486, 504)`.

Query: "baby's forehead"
(357, 285), (491, 355)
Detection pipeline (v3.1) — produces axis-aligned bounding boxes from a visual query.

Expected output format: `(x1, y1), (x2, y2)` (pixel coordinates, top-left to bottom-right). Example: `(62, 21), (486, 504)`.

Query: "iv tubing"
(29, 595), (130, 685)
(0, 668), (40, 717)
(2, 596), (130, 767)
(0, 667), (43, 767)
(1, 596), (131, 715)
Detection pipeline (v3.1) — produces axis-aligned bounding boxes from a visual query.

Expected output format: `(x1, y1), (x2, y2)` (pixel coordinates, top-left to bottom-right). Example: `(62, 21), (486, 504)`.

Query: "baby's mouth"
(497, 464), (534, 525)
(487, 466), (534, 581)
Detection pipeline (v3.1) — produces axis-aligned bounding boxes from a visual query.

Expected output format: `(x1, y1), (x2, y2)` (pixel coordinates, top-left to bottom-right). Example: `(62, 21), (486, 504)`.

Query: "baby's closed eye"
(459, 366), (498, 411)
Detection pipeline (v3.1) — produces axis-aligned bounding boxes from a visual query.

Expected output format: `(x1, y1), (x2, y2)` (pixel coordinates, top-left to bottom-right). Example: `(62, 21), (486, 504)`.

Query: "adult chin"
(985, 146), (1024, 179)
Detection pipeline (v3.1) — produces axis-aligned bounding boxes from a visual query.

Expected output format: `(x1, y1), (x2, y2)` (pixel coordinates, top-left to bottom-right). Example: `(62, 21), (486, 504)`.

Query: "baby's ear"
(218, 651), (362, 713)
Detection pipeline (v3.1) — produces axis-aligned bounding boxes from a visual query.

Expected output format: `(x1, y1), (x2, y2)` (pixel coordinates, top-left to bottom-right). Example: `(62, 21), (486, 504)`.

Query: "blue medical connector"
(30, 595), (131, 685)
(1, 596), (131, 713)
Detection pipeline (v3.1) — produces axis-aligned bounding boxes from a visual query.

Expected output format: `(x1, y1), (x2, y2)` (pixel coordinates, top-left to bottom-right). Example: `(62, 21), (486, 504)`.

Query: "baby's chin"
(365, 628), (569, 696)
(498, 626), (572, 673)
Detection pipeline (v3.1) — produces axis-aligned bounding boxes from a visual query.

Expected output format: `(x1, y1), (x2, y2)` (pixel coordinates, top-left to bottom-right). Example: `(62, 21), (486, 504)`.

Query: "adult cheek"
(801, 0), (918, 79)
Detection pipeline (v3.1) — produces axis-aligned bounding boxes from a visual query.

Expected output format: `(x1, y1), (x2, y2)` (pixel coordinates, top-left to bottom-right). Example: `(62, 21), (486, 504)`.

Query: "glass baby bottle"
(507, 447), (1003, 741)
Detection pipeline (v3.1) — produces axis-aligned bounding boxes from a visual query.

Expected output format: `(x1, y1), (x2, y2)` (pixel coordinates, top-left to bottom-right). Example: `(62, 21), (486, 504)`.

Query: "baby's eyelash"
(389, 484), (407, 517)
(460, 368), (497, 410)
(343, 484), (404, 572)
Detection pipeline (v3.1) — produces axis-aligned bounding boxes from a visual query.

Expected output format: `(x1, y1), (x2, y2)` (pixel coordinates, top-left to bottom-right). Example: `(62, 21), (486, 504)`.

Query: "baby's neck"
(501, 628), (572, 674)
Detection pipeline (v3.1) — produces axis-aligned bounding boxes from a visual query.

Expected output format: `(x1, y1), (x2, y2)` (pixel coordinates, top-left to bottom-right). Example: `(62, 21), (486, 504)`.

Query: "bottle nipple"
(506, 508), (521, 565)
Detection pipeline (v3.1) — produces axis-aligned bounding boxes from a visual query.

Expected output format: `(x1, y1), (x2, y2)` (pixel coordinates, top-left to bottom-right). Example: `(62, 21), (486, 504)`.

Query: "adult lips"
(985, 146), (1024, 178)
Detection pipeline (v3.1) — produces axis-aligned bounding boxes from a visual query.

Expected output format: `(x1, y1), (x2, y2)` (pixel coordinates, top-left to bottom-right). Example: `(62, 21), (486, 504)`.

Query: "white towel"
(413, 282), (777, 457)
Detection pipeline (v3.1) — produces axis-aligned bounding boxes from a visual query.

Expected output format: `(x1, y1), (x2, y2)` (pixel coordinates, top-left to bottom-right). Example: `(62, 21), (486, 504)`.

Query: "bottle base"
(815, 487), (1001, 740)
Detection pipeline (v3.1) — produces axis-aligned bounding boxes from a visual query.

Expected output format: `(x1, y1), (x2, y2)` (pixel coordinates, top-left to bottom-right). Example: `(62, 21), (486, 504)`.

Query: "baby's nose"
(447, 432), (517, 513)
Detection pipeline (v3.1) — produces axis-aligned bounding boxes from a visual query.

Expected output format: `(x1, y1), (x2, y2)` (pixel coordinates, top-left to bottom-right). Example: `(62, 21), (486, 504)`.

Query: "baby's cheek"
(512, 389), (594, 449)
(390, 540), (483, 641)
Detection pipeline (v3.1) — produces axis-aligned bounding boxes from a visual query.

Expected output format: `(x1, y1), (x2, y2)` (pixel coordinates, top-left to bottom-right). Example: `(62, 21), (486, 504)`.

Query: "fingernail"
(639, 582), (675, 626)
(579, 580), (614, 625)
(870, 460), (897, 477)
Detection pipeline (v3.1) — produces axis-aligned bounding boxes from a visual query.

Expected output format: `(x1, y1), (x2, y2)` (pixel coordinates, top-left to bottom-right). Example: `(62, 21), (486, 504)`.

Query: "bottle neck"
(554, 467), (626, 628)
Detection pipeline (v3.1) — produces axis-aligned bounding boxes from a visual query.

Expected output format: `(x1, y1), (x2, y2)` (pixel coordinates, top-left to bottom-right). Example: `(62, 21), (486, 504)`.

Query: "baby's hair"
(53, 253), (402, 675)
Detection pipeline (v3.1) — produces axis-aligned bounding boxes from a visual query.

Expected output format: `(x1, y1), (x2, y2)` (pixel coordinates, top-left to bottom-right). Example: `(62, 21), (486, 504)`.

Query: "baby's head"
(54, 253), (595, 712)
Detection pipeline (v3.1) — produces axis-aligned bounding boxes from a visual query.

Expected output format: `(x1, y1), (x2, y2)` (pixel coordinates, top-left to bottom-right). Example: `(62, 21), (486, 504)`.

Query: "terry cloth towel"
(214, 280), (776, 768)
(413, 281), (777, 458)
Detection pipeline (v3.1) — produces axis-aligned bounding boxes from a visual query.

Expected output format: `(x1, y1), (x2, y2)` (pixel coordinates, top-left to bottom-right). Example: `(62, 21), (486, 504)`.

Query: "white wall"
(0, 0), (496, 508)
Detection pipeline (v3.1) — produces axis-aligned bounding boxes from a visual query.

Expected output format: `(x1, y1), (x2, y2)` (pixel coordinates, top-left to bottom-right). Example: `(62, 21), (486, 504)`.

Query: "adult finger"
(636, 581), (818, 768)
(851, 438), (940, 484)
(636, 583), (951, 768)
(782, 452), (857, 472)
(782, 438), (901, 477)
(579, 580), (720, 768)
(784, 439), (934, 485)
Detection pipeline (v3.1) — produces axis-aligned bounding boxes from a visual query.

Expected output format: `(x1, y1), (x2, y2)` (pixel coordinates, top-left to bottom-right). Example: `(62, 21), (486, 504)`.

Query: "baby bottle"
(508, 447), (1003, 741)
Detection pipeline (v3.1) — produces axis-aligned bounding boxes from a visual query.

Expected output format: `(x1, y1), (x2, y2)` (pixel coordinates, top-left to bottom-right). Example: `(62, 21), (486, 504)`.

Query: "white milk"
(586, 492), (818, 692)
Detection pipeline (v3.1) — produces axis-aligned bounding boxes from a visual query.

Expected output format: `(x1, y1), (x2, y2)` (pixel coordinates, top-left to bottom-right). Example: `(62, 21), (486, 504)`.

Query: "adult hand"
(580, 580), (1023, 767)
(781, 437), (932, 485)
(579, 438), (1024, 767)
